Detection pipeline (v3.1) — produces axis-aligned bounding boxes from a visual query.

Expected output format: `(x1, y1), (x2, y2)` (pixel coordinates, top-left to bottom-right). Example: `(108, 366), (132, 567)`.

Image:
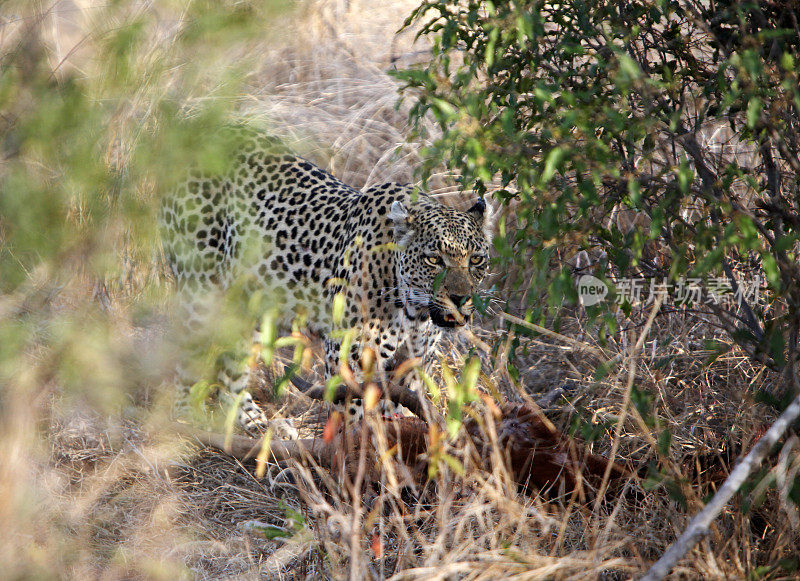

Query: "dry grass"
(2, 1), (799, 579)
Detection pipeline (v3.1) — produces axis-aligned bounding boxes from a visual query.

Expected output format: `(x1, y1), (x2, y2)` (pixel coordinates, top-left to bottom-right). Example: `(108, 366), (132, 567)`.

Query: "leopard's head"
(390, 196), (491, 328)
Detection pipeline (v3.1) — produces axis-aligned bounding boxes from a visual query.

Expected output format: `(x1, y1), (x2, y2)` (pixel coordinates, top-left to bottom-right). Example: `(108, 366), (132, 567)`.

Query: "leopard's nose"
(450, 294), (469, 307)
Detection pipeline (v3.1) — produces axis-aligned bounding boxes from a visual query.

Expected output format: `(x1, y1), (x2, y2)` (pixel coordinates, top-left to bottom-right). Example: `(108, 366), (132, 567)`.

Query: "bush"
(396, 0), (800, 388)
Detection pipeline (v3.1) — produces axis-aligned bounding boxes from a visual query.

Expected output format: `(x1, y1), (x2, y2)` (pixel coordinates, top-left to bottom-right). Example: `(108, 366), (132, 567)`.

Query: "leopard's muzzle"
(429, 294), (473, 328)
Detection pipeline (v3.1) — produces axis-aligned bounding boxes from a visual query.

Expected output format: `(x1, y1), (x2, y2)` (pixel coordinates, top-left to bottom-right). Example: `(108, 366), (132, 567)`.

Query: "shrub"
(396, 0), (800, 388)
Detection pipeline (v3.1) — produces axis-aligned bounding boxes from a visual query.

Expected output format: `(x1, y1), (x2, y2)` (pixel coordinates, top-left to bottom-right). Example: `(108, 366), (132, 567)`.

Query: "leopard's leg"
(162, 175), (224, 424)
(323, 337), (362, 422)
(323, 337), (411, 421)
(167, 282), (297, 438)
(167, 285), (217, 423)
(171, 361), (198, 421)
(218, 348), (299, 440)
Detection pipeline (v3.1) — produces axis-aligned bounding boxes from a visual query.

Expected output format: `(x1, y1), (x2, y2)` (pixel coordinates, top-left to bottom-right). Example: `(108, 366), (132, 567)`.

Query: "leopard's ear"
(468, 197), (496, 241)
(467, 198), (486, 222)
(389, 201), (416, 248)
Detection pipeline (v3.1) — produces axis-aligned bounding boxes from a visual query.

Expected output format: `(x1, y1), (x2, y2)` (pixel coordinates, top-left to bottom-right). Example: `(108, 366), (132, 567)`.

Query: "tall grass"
(0, 1), (798, 579)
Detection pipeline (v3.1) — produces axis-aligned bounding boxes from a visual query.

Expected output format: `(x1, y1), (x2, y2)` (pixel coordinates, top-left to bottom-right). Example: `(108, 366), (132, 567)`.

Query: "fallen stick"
(641, 389), (800, 581)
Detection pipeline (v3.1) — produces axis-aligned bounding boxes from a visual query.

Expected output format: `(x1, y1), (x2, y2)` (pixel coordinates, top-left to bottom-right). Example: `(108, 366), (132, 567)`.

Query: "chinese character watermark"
(575, 275), (764, 308)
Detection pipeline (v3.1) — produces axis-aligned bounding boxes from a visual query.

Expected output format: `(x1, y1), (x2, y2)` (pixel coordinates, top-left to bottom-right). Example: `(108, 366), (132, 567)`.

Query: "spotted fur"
(161, 131), (490, 436)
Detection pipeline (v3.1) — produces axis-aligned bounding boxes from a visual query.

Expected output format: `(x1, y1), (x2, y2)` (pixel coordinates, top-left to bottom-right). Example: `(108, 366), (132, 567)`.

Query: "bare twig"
(497, 311), (611, 361)
(641, 388), (800, 581)
(592, 294), (664, 528)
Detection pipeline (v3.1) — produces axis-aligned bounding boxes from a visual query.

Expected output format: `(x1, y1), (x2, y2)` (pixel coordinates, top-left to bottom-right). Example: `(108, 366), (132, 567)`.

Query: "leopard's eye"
(470, 254), (486, 267)
(424, 255), (443, 267)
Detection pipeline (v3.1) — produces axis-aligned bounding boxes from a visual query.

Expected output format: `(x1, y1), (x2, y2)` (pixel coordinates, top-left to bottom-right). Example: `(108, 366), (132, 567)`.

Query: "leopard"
(160, 130), (491, 438)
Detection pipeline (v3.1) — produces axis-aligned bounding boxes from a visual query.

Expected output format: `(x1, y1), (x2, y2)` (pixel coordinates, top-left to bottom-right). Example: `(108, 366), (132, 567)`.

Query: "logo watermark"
(575, 275), (763, 308)
(576, 275), (608, 306)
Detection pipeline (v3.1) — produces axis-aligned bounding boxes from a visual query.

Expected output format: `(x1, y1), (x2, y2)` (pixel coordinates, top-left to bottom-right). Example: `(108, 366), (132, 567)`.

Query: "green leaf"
(677, 162), (693, 193)
(460, 356), (480, 394)
(746, 97), (762, 129)
(540, 147), (564, 184)
(431, 98), (457, 120)
(274, 363), (299, 397)
(761, 253), (780, 287)
(775, 234), (797, 254)
(657, 429), (671, 456)
(332, 291), (346, 325)
(325, 374), (343, 402)
(486, 27), (499, 68)
(617, 53), (642, 80)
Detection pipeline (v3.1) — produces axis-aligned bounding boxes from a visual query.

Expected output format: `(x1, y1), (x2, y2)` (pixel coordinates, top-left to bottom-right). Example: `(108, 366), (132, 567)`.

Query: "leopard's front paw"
(269, 418), (299, 440)
(240, 412), (299, 441)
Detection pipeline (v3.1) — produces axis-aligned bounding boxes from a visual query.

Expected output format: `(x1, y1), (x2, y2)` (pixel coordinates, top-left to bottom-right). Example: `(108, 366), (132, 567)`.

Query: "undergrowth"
(0, 1), (797, 579)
